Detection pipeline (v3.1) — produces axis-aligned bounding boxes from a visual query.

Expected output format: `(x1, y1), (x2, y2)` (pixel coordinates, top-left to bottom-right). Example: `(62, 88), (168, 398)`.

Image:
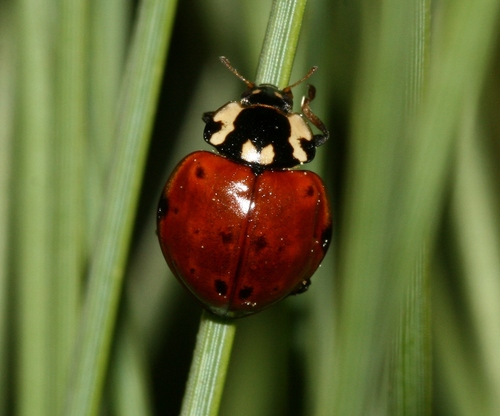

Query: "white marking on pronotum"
(241, 140), (275, 165)
(288, 114), (313, 162)
(260, 144), (275, 165)
(241, 140), (259, 163)
(209, 102), (242, 145)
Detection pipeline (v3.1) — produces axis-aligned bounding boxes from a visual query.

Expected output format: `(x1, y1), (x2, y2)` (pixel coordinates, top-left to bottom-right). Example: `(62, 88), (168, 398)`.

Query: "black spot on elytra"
(190, 268), (196, 275)
(253, 235), (268, 252)
(305, 185), (315, 197)
(195, 166), (205, 179)
(220, 231), (233, 244)
(157, 193), (169, 220)
(215, 280), (228, 296)
(321, 223), (333, 253)
(239, 286), (253, 299)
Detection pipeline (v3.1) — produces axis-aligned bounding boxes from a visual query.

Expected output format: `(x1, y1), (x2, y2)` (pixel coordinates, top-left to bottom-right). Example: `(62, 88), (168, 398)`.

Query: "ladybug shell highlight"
(157, 151), (332, 318)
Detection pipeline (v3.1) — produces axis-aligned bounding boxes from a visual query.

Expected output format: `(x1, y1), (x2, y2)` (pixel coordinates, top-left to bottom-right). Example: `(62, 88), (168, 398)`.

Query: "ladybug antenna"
(219, 56), (255, 88)
(284, 66), (318, 92)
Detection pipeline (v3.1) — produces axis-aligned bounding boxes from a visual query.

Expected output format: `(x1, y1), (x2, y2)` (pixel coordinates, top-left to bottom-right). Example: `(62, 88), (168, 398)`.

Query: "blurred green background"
(2, 0), (500, 414)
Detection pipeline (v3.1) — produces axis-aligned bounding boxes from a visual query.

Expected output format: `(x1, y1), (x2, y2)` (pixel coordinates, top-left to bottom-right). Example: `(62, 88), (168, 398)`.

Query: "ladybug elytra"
(157, 57), (332, 318)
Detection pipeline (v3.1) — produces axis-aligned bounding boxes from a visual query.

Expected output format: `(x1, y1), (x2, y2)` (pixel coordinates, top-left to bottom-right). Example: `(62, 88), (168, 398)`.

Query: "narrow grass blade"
(0, 3), (15, 414)
(14, 0), (55, 415)
(87, 0), (130, 243)
(433, 265), (491, 416)
(390, 248), (432, 415)
(452, 98), (500, 414)
(64, 0), (178, 414)
(255, 0), (308, 86)
(181, 312), (237, 416)
(110, 323), (154, 416)
(388, 1), (432, 414)
(51, 0), (88, 413)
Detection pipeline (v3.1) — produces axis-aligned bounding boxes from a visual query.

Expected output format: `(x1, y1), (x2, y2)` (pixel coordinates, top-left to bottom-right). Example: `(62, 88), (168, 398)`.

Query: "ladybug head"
(219, 56), (317, 115)
(240, 84), (293, 113)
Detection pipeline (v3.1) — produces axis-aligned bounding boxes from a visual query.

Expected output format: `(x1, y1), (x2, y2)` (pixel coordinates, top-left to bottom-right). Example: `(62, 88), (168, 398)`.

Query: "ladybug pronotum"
(157, 57), (332, 318)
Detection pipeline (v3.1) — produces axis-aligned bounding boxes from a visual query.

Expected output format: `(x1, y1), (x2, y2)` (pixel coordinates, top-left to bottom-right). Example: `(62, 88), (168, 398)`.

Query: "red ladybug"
(157, 57), (332, 318)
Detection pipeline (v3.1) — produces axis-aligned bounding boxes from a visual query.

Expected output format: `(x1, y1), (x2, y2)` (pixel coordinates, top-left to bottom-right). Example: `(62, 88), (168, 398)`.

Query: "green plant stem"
(391, 248), (432, 415)
(15, 0), (54, 414)
(433, 270), (491, 416)
(453, 98), (500, 413)
(179, 0), (308, 413)
(64, 0), (178, 414)
(87, 0), (130, 245)
(181, 312), (237, 416)
(255, 0), (308, 87)
(0, 3), (14, 415)
(389, 1), (432, 414)
(52, 0), (87, 413)
(111, 323), (154, 416)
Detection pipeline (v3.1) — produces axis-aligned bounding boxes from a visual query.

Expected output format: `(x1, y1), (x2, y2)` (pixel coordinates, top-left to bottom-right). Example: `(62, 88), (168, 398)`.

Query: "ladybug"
(157, 57), (332, 318)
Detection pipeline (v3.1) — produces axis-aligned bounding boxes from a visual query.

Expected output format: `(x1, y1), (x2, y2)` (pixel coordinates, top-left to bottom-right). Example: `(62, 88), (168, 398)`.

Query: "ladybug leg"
(202, 111), (215, 123)
(301, 85), (329, 147)
(289, 279), (312, 296)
